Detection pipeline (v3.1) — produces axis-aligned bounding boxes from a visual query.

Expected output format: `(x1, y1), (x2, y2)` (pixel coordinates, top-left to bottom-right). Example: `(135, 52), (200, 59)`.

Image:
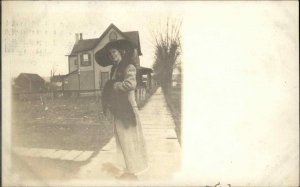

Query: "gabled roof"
(68, 24), (142, 56)
(70, 38), (100, 55)
(17, 73), (45, 82)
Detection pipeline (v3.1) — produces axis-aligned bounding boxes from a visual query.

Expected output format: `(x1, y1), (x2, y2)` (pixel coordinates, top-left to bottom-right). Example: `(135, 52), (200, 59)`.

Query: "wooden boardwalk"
(75, 87), (181, 181)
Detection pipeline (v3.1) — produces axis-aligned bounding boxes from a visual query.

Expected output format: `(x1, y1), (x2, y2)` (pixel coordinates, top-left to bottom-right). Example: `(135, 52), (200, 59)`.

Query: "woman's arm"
(113, 64), (137, 92)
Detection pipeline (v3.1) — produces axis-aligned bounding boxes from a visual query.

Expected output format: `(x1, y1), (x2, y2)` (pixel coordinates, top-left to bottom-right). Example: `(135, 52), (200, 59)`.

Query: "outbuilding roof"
(137, 66), (153, 74)
(17, 73), (45, 82)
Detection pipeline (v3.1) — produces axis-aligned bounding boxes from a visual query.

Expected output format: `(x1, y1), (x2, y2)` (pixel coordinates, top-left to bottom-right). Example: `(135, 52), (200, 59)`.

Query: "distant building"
(14, 73), (46, 92)
(50, 75), (64, 90)
(64, 23), (152, 91)
(172, 66), (181, 88)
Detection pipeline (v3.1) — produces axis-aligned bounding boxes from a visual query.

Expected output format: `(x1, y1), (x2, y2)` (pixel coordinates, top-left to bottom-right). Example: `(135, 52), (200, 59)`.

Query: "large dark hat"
(95, 39), (136, 67)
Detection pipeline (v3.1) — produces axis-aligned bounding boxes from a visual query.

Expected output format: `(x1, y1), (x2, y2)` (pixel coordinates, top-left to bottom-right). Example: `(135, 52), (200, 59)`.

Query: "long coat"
(102, 62), (148, 174)
(102, 63), (138, 128)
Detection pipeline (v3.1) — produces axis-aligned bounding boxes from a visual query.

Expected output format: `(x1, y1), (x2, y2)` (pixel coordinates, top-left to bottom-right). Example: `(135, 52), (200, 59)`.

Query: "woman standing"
(95, 39), (148, 180)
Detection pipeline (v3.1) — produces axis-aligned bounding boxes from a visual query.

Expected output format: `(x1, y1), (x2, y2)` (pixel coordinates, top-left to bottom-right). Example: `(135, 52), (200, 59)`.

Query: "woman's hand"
(113, 64), (137, 92)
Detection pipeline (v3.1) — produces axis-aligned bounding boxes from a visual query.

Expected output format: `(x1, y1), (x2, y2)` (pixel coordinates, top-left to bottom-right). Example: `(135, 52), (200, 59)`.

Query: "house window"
(83, 54), (88, 61)
(100, 72), (109, 89)
(80, 53), (91, 66)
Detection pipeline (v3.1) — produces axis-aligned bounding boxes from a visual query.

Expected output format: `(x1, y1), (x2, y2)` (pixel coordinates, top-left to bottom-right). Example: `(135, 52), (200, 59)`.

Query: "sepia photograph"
(3, 1), (182, 185)
(2, 1), (299, 187)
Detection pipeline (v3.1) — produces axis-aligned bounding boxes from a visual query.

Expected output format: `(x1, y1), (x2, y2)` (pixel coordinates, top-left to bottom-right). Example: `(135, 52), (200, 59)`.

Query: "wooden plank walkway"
(76, 87), (181, 181)
(13, 147), (94, 162)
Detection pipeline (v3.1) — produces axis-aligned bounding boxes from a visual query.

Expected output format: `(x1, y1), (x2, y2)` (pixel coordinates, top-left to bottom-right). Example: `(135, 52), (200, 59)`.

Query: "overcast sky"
(3, 1), (185, 78)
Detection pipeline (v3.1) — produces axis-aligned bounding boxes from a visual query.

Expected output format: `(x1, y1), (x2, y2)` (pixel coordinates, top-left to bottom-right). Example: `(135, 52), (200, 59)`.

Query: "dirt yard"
(12, 96), (106, 126)
(12, 96), (113, 150)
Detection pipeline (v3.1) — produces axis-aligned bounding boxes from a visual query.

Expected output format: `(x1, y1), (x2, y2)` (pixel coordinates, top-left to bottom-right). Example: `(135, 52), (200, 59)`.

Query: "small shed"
(14, 73), (46, 92)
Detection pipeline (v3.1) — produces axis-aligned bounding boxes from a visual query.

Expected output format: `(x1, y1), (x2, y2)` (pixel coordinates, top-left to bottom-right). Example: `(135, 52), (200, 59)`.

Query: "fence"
(13, 85), (159, 108)
(13, 89), (100, 100)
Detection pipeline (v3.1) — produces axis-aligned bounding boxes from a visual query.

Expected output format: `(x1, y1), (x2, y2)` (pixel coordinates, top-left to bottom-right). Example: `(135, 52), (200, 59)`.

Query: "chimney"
(80, 33), (83, 40)
(75, 33), (79, 43)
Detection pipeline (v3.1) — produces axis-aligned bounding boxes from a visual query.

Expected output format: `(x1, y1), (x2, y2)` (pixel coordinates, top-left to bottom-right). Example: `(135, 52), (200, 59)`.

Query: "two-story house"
(64, 23), (152, 91)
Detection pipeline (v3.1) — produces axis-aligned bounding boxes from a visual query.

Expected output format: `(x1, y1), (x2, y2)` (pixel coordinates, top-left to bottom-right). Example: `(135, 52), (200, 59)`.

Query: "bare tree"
(152, 18), (182, 94)
(49, 64), (57, 99)
(50, 64), (57, 83)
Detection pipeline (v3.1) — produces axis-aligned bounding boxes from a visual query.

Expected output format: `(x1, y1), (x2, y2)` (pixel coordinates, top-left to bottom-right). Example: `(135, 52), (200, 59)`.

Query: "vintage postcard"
(2, 1), (299, 186)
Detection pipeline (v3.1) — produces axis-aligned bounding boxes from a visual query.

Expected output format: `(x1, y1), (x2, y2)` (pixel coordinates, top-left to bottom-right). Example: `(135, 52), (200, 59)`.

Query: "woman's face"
(108, 48), (122, 65)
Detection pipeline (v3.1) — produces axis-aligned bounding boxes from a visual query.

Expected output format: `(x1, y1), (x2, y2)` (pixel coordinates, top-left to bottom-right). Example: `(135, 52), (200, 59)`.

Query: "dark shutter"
(88, 53), (91, 65)
(80, 54), (83, 66)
